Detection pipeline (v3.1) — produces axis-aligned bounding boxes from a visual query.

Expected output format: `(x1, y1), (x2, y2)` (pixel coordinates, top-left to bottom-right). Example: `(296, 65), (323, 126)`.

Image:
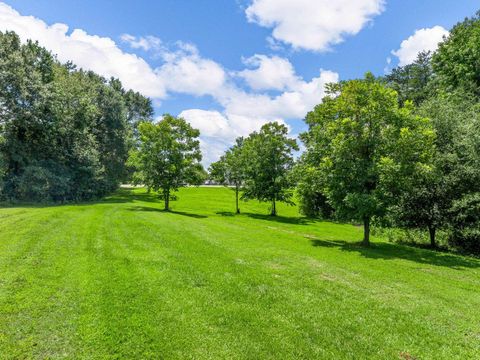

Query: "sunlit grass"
(0, 187), (479, 359)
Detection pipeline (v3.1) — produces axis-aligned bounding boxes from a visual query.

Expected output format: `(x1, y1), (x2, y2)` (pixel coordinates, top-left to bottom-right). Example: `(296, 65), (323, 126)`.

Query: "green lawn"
(0, 187), (479, 359)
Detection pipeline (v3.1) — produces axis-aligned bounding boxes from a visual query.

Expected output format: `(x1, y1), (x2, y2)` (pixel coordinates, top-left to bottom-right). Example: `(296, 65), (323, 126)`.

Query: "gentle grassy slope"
(0, 187), (479, 359)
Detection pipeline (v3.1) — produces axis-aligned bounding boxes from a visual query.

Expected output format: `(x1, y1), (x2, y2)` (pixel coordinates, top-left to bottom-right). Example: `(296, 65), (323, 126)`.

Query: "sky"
(0, 0), (478, 165)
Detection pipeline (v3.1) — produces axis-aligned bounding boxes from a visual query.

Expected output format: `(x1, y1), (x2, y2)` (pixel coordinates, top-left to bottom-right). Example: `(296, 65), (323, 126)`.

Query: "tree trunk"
(164, 189), (170, 211)
(271, 197), (277, 216)
(362, 216), (370, 246)
(428, 225), (436, 248)
(235, 186), (240, 214)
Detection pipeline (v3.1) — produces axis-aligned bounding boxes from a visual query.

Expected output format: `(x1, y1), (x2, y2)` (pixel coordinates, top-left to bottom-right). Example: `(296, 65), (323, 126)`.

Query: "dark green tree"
(241, 122), (298, 216)
(0, 31), (151, 202)
(432, 11), (480, 96)
(393, 93), (480, 249)
(132, 115), (203, 210)
(301, 74), (435, 246)
(385, 51), (434, 106)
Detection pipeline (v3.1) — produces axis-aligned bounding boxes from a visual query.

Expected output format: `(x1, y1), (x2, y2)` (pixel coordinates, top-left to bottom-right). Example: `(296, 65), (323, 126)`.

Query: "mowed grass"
(0, 187), (479, 359)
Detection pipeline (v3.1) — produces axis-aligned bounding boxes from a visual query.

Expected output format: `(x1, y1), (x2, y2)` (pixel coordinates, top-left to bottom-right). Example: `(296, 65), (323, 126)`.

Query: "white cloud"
(0, 2), (227, 99)
(222, 69), (339, 120)
(120, 34), (162, 51)
(156, 45), (227, 97)
(236, 54), (300, 91)
(392, 26), (449, 66)
(179, 109), (235, 139)
(180, 69), (338, 164)
(245, 0), (385, 52)
(0, 2), (166, 98)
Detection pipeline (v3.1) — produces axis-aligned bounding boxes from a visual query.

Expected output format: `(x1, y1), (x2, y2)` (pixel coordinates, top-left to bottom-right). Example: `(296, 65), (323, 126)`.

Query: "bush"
(449, 193), (480, 254)
(13, 162), (71, 203)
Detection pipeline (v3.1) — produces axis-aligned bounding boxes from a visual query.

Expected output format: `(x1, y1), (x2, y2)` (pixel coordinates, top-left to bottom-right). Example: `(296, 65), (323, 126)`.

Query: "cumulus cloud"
(156, 44), (227, 97)
(222, 69), (339, 120)
(0, 2), (227, 99)
(392, 26), (449, 66)
(236, 54), (300, 91)
(180, 69), (339, 164)
(120, 34), (162, 51)
(245, 0), (385, 52)
(0, 2), (166, 98)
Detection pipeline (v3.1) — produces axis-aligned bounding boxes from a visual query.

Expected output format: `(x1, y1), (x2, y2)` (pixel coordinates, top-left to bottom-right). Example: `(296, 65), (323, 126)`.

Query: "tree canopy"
(131, 115), (203, 210)
(301, 74), (435, 245)
(241, 122), (298, 216)
(0, 31), (153, 202)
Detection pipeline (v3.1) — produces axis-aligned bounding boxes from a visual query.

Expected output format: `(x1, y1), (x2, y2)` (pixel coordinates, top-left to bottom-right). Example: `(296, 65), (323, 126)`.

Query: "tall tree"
(133, 115), (203, 210)
(384, 51), (434, 106)
(241, 122), (298, 216)
(392, 93), (480, 248)
(0, 31), (151, 202)
(209, 137), (246, 214)
(301, 74), (435, 246)
(432, 11), (480, 96)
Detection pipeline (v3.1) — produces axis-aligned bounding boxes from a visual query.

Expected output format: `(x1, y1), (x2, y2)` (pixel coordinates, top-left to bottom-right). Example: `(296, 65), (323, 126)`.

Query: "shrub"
(449, 193), (480, 254)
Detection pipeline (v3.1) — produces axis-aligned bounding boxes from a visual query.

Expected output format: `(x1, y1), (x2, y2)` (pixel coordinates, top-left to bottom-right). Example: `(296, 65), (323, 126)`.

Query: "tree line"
(1, 11), (480, 254)
(0, 31), (154, 202)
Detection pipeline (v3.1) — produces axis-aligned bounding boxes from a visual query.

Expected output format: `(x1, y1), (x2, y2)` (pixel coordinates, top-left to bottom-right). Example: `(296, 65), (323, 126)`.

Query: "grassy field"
(0, 187), (479, 359)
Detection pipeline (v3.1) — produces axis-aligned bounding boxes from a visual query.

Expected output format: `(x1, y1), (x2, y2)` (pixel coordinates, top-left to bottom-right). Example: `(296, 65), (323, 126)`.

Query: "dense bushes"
(449, 194), (480, 254)
(0, 31), (153, 202)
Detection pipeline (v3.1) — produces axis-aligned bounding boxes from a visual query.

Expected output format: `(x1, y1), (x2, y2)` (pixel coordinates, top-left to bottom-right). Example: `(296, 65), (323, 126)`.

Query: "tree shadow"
(128, 206), (207, 219)
(244, 212), (315, 225)
(0, 188), (159, 208)
(310, 238), (480, 269)
(216, 211), (235, 217)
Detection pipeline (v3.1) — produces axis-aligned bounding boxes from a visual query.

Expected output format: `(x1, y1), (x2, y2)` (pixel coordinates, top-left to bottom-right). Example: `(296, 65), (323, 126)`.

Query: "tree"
(432, 11), (480, 96)
(392, 93), (480, 248)
(209, 137), (246, 214)
(291, 160), (334, 219)
(133, 115), (202, 210)
(384, 51), (434, 106)
(301, 74), (435, 246)
(0, 31), (149, 202)
(241, 122), (298, 216)
(449, 193), (480, 254)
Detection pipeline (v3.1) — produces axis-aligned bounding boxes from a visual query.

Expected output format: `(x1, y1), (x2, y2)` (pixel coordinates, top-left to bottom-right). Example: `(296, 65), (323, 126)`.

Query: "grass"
(0, 187), (479, 359)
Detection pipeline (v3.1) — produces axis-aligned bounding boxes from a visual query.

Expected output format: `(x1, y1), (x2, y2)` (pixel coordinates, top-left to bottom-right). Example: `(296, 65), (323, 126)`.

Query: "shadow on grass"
(128, 206), (207, 219)
(215, 211), (316, 225)
(0, 187), (159, 208)
(310, 238), (480, 269)
(216, 211), (236, 217)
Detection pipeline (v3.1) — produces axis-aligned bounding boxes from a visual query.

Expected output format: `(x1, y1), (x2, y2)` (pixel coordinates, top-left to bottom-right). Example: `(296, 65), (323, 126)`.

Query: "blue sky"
(0, 0), (478, 163)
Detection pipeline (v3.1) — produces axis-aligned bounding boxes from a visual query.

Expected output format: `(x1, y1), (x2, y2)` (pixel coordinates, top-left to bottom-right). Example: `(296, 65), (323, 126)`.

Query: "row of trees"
(0, 31), (153, 202)
(209, 12), (480, 254)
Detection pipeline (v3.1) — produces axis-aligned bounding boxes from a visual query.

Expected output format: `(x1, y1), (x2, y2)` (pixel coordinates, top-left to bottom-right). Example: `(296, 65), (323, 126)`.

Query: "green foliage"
(291, 162), (334, 219)
(432, 11), (480, 96)
(449, 193), (480, 254)
(384, 51), (434, 106)
(132, 114), (202, 210)
(0, 31), (152, 202)
(241, 122), (298, 216)
(393, 94), (480, 247)
(301, 74), (435, 245)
